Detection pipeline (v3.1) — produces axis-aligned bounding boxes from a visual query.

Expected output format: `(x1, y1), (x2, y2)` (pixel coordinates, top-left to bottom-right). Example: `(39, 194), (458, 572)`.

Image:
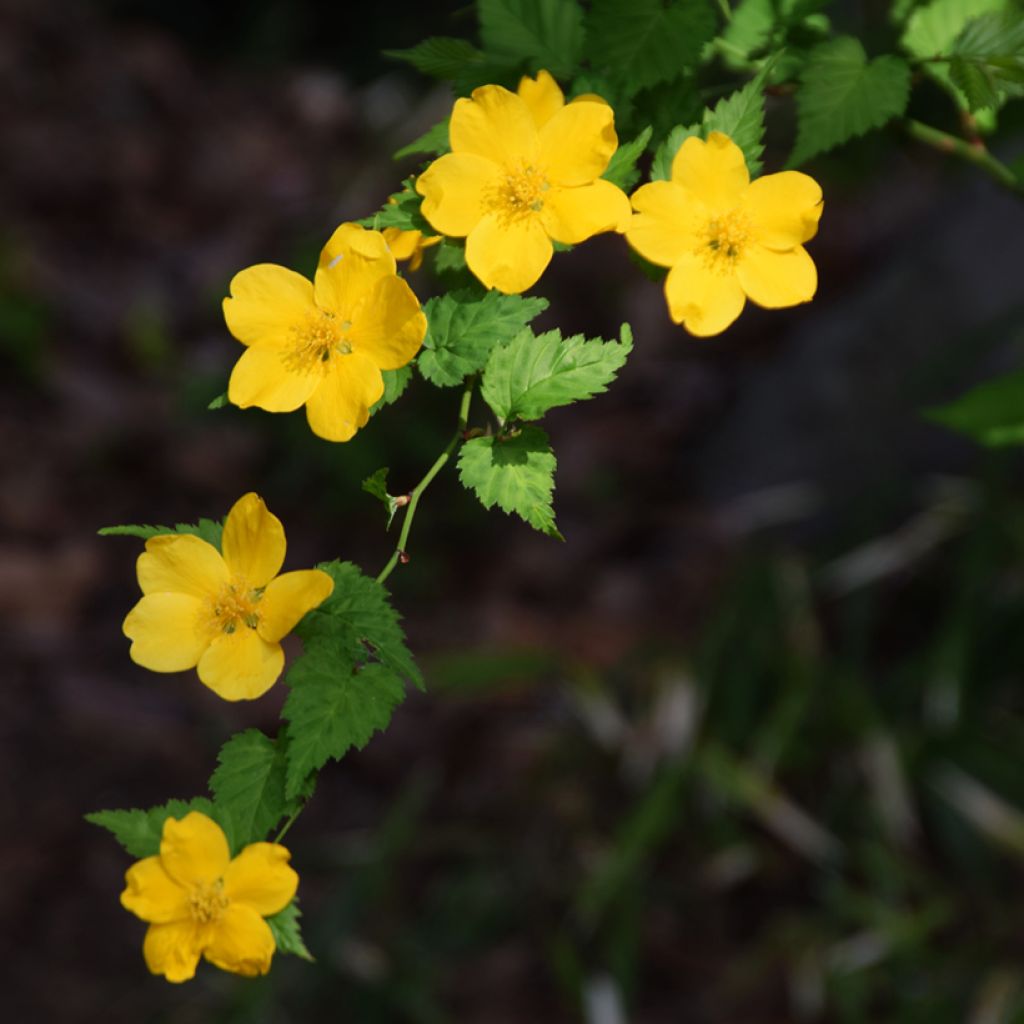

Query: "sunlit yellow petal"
(541, 179), (631, 245)
(313, 233), (396, 319)
(450, 84), (538, 166)
(160, 812), (231, 888)
(142, 920), (205, 983)
(223, 843), (298, 916)
(227, 345), (319, 412)
(737, 243), (817, 308)
(257, 569), (334, 644)
(664, 254), (746, 337)
(317, 222), (393, 271)
(671, 132), (749, 211)
(465, 212), (552, 294)
(348, 275), (427, 371)
(381, 227), (422, 262)
(137, 534), (228, 598)
(743, 170), (824, 248)
(221, 493), (286, 588)
(196, 628), (284, 701)
(121, 856), (189, 924)
(304, 350), (383, 442)
(538, 99), (617, 186)
(204, 904), (276, 977)
(123, 593), (210, 672)
(417, 152), (498, 237)
(626, 181), (705, 267)
(518, 69), (564, 128)
(223, 265), (315, 348)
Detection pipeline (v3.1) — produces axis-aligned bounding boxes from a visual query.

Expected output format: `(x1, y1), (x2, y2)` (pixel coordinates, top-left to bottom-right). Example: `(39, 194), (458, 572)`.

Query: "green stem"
(905, 118), (1022, 195)
(715, 0), (733, 20)
(375, 378), (475, 586)
(273, 803), (305, 844)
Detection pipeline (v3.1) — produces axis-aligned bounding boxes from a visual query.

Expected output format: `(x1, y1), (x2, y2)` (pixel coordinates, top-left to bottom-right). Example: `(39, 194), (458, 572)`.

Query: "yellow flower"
(122, 493), (333, 701)
(415, 70), (631, 294)
(626, 131), (823, 337)
(224, 222), (427, 442)
(380, 226), (441, 272)
(120, 811), (298, 983)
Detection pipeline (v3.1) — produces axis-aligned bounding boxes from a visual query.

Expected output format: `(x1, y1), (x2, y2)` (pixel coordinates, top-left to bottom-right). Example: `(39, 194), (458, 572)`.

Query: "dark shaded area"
(4, 1), (1024, 1022)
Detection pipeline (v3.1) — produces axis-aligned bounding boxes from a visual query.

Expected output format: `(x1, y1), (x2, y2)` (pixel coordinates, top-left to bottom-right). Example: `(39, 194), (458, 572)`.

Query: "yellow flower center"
(188, 879), (229, 924)
(698, 209), (752, 273)
(486, 162), (550, 225)
(210, 575), (263, 634)
(285, 310), (353, 373)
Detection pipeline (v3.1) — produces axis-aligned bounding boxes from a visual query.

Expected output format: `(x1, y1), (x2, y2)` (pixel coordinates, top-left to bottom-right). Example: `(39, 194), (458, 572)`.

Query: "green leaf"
(283, 658), (407, 797)
(703, 69), (769, 176)
(791, 37), (912, 165)
(98, 518), (223, 549)
(650, 123), (701, 181)
(419, 289), (549, 387)
(434, 239), (469, 277)
(208, 391), (228, 410)
(361, 179), (432, 233)
(394, 118), (450, 160)
(384, 37), (486, 79)
(209, 730), (295, 851)
(602, 126), (652, 191)
(715, 0), (777, 64)
(947, 10), (1024, 110)
(362, 467), (402, 529)
(925, 369), (1024, 446)
(458, 425), (562, 538)
(370, 366), (413, 415)
(86, 797), (218, 858)
(481, 323), (633, 424)
(586, 0), (718, 94)
(478, 0), (585, 79)
(265, 901), (314, 961)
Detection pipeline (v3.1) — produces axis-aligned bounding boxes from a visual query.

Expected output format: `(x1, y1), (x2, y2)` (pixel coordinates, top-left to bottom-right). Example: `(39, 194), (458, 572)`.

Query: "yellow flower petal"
(538, 99), (618, 186)
(626, 181), (705, 267)
(142, 920), (205, 983)
(541, 179), (631, 245)
(313, 228), (396, 317)
(671, 132), (749, 212)
(449, 84), (538, 166)
(223, 843), (298, 916)
(196, 628), (285, 701)
(349, 275), (427, 371)
(317, 222), (394, 271)
(137, 534), (228, 598)
(223, 265), (315, 348)
(221, 493), (286, 588)
(465, 212), (552, 294)
(227, 345), (319, 412)
(381, 227), (422, 262)
(664, 254), (746, 336)
(518, 69), (564, 129)
(737, 244), (817, 308)
(304, 350), (383, 442)
(121, 856), (189, 924)
(160, 812), (231, 889)
(204, 904), (276, 977)
(257, 569), (334, 644)
(416, 152), (497, 237)
(743, 170), (824, 249)
(123, 593), (210, 672)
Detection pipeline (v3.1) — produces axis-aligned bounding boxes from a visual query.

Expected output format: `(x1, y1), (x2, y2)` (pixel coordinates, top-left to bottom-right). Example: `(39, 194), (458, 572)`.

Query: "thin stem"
(905, 118), (1022, 195)
(273, 803), (305, 844)
(376, 378), (475, 586)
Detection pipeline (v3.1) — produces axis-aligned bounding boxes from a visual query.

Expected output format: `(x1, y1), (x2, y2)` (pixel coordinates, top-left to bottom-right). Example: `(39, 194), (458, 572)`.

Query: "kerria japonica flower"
(224, 222), (427, 442)
(381, 226), (441, 271)
(626, 131), (823, 336)
(120, 811), (298, 982)
(122, 493), (333, 700)
(415, 69), (631, 294)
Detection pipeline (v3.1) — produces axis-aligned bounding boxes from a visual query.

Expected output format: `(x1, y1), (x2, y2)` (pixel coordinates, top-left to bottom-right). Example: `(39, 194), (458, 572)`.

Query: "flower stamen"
(188, 879), (229, 925)
(485, 162), (550, 225)
(210, 576), (262, 634)
(697, 209), (752, 273)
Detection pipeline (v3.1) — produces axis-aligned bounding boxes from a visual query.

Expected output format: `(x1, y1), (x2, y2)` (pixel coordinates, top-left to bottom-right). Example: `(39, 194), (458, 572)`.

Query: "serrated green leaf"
(925, 369), (1024, 446)
(209, 730), (295, 851)
(650, 123), (701, 181)
(362, 468), (401, 529)
(602, 126), (652, 191)
(946, 9), (1024, 109)
(86, 797), (218, 858)
(98, 518), (223, 549)
(385, 37), (486, 79)
(949, 54), (1004, 108)
(419, 289), (549, 387)
(715, 0), (776, 65)
(395, 118), (450, 160)
(266, 900), (314, 961)
(478, 0), (585, 79)
(791, 37), (911, 165)
(703, 70), (768, 176)
(458, 425), (562, 538)
(283, 658), (407, 797)
(587, 0), (718, 94)
(481, 324), (632, 424)
(361, 180), (432, 234)
(434, 239), (469, 276)
(370, 365), (413, 416)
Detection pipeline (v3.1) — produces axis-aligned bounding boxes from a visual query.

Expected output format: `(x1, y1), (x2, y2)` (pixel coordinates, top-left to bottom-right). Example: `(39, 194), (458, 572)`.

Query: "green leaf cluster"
(948, 10), (1024, 111)
(361, 178), (432, 234)
(98, 518), (223, 549)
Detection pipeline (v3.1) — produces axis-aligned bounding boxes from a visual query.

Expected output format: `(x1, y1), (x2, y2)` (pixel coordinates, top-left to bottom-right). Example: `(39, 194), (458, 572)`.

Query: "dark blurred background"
(5, 0), (1024, 1021)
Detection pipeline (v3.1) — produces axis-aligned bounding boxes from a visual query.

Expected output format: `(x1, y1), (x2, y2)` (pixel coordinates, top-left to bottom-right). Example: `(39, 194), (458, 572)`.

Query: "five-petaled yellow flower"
(123, 493), (333, 701)
(626, 131), (823, 337)
(121, 811), (298, 983)
(415, 69), (631, 294)
(224, 222), (427, 442)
